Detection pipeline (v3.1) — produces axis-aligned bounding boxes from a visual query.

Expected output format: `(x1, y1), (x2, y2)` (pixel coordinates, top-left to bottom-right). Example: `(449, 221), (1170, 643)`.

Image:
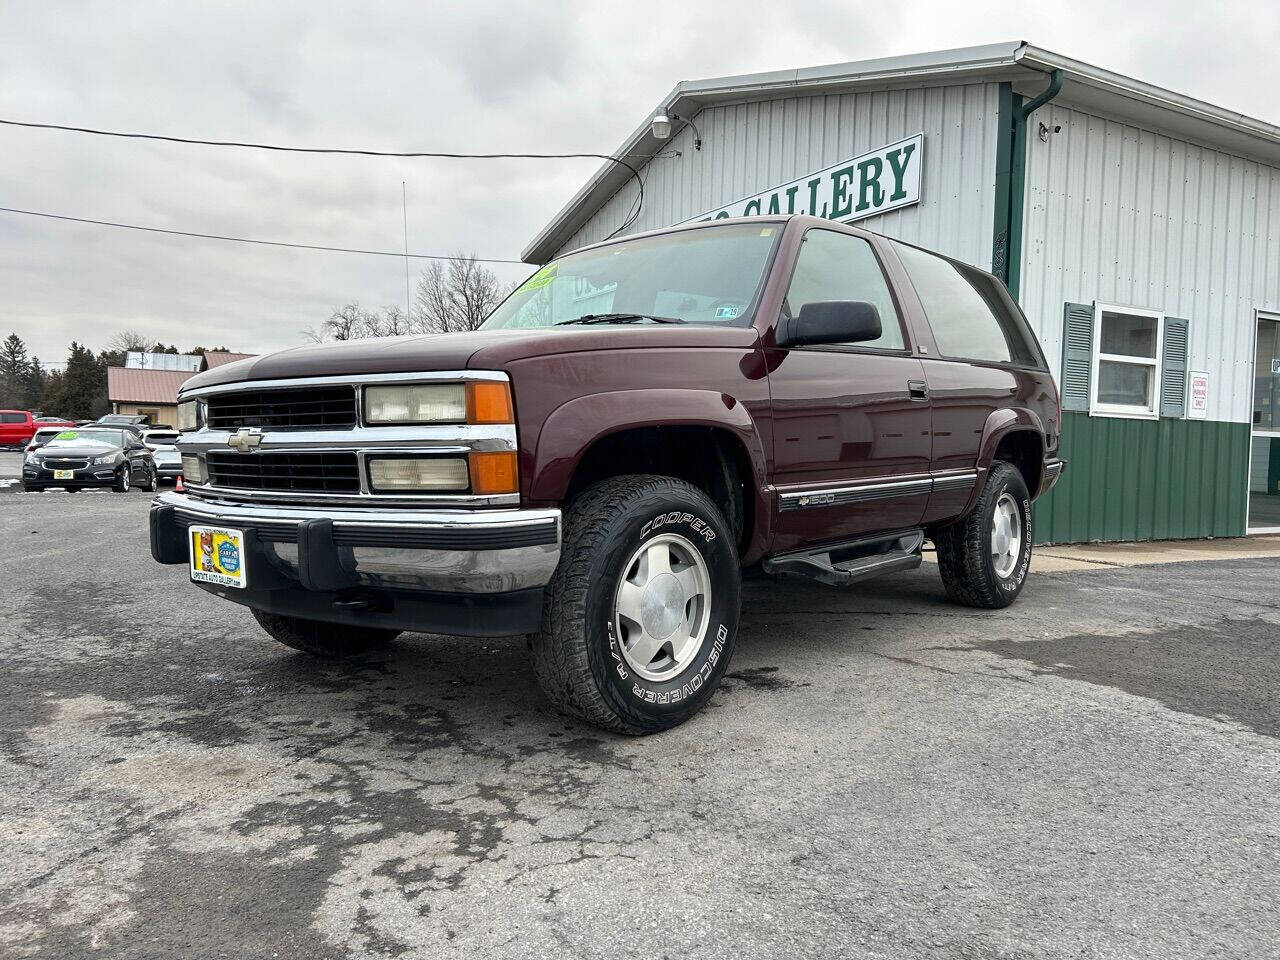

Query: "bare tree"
(413, 254), (512, 334)
(366, 304), (413, 338)
(104, 329), (151, 354)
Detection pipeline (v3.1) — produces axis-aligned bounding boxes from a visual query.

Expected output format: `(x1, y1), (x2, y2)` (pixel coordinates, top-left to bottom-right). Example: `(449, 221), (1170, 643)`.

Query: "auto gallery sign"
(682, 133), (923, 225)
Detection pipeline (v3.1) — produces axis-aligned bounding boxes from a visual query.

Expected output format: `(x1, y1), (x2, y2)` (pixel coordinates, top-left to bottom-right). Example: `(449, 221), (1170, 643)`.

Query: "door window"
(0, 412), (25, 424)
(784, 230), (905, 350)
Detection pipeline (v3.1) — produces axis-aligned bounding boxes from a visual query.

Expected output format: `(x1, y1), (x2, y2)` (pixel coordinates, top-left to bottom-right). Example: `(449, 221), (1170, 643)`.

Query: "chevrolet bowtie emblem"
(227, 427), (263, 453)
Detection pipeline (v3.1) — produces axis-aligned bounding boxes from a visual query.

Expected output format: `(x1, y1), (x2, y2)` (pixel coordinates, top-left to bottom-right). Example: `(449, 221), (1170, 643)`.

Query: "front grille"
(205, 386), (357, 431)
(205, 451), (361, 493)
(42, 458), (89, 470)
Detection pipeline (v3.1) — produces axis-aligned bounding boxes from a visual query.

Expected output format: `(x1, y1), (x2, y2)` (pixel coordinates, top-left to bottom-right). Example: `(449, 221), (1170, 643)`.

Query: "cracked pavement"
(2, 486), (1278, 959)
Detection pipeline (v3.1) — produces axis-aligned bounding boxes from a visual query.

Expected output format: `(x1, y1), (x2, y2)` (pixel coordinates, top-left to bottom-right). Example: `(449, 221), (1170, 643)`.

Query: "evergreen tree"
(50, 343), (107, 420)
(0, 333), (30, 408)
(23, 358), (46, 410)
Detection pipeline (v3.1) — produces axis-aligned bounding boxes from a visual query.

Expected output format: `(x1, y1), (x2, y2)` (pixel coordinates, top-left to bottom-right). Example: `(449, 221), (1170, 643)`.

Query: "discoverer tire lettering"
(530, 474), (741, 734)
(934, 460), (1032, 609)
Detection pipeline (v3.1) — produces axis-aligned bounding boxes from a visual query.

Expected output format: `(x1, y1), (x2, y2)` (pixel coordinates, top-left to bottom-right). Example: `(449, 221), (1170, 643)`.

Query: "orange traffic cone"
(175, 474), (185, 493)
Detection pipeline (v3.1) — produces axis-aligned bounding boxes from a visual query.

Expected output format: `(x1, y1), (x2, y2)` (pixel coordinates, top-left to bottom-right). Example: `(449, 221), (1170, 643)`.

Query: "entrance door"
(1250, 313), (1280, 532)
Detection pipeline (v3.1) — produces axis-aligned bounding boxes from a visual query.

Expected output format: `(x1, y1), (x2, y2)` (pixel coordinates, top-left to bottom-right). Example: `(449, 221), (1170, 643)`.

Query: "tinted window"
(0, 412), (25, 424)
(893, 243), (1014, 364)
(784, 230), (904, 350)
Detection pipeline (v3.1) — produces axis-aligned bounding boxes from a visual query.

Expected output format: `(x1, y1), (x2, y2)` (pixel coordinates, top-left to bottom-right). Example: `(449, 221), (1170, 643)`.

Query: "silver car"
(141, 429), (182, 482)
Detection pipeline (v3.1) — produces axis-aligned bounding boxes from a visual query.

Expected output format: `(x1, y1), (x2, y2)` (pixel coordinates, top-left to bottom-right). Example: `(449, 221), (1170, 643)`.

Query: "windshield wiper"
(555, 313), (686, 325)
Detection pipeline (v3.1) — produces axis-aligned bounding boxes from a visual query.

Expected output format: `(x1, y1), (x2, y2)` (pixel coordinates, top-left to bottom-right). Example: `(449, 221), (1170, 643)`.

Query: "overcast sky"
(2, 0), (1278, 365)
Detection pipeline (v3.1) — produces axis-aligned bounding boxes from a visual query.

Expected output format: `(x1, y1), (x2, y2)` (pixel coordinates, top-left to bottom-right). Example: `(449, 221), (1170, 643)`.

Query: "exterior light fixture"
(650, 114), (673, 140)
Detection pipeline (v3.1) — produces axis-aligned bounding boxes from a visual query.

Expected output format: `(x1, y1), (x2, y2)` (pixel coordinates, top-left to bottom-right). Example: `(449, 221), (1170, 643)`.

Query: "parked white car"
(141, 429), (182, 483)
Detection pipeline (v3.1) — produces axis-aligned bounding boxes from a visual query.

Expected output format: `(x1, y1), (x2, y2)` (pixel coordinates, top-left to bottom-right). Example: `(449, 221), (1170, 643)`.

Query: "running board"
(762, 529), (925, 587)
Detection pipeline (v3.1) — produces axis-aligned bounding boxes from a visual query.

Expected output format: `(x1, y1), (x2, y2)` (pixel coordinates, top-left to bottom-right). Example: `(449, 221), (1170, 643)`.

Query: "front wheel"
(934, 460), (1032, 609)
(113, 469), (131, 493)
(531, 475), (741, 735)
(252, 609), (401, 657)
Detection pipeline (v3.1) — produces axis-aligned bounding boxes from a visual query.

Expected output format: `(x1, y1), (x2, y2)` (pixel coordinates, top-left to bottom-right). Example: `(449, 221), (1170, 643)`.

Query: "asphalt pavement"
(2, 479), (1278, 959)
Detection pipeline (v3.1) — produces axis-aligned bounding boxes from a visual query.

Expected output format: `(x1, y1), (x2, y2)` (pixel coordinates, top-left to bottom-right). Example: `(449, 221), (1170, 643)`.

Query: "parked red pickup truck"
(0, 411), (73, 448)
(151, 215), (1063, 733)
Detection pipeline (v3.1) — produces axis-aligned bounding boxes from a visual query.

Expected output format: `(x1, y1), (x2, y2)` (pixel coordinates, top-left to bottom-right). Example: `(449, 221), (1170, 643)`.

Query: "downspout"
(992, 68), (1063, 301)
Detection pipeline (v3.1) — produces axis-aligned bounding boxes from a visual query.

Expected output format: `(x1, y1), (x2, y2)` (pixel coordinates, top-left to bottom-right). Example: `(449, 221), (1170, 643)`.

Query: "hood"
(181, 326), (760, 391)
(37, 443), (122, 458)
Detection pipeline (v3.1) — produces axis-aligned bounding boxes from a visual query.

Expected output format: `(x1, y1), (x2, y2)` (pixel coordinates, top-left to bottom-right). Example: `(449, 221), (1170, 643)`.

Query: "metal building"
(524, 42), (1280, 543)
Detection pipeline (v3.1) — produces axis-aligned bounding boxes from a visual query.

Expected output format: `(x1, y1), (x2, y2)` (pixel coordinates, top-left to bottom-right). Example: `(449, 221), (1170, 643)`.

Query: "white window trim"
(1089, 303), (1163, 420)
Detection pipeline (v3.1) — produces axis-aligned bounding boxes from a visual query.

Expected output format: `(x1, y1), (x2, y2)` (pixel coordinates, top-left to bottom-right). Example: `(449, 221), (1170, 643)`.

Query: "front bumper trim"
(151, 490), (561, 597)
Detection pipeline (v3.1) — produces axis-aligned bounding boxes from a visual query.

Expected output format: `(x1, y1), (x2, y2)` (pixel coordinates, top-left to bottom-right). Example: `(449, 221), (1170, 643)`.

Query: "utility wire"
(0, 205), (529, 263)
(0, 116), (647, 236)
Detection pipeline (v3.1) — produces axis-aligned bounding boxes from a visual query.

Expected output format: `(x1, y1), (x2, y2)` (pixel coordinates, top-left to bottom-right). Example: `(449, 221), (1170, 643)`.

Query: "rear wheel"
(934, 460), (1032, 609)
(139, 465), (157, 492)
(252, 609), (401, 658)
(531, 475), (740, 735)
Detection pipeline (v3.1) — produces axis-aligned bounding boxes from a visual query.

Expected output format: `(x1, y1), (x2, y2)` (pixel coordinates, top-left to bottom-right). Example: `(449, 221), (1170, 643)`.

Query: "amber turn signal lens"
(468, 451), (518, 495)
(466, 381), (514, 424)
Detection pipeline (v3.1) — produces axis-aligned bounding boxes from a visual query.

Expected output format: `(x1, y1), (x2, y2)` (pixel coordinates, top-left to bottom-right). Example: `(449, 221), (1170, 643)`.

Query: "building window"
(1091, 304), (1163, 418)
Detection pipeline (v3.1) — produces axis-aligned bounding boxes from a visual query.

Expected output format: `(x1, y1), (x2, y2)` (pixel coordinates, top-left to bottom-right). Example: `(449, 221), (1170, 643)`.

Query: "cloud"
(0, 0), (1274, 363)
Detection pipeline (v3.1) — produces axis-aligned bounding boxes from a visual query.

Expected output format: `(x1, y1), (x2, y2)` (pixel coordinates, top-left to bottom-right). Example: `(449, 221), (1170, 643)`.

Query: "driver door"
(765, 228), (932, 554)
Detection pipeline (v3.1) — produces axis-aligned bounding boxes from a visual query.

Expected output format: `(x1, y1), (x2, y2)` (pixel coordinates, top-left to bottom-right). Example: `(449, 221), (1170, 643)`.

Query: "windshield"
(482, 222), (781, 329)
(44, 429), (124, 449)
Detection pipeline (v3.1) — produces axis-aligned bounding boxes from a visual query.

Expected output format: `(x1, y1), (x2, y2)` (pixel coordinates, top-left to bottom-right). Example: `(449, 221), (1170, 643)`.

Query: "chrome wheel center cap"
(641, 573), (685, 640)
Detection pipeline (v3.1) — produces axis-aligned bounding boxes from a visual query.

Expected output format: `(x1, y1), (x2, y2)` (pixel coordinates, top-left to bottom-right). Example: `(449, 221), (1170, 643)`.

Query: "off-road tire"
(934, 460), (1032, 609)
(531, 475), (741, 735)
(252, 609), (401, 657)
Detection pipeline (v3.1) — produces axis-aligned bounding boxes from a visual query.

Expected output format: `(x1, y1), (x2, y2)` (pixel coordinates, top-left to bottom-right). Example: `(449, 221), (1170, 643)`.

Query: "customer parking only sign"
(682, 133), (923, 225)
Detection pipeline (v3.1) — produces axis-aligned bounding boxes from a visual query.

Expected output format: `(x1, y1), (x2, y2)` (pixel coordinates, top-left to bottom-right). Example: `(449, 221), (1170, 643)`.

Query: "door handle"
(907, 380), (929, 401)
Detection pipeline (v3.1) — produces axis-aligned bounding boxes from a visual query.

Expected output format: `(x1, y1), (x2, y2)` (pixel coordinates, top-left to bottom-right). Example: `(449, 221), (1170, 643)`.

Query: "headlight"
(181, 454), (205, 484)
(367, 457), (469, 492)
(364, 384), (466, 424)
(363, 382), (513, 425)
(25, 453), (38, 464)
(92, 454), (118, 465)
(177, 400), (199, 432)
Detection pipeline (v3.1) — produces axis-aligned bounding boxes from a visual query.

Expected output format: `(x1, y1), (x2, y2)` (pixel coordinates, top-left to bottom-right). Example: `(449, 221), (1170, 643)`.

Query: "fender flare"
(976, 408), (1046, 472)
(962, 409), (1046, 515)
(528, 388), (769, 504)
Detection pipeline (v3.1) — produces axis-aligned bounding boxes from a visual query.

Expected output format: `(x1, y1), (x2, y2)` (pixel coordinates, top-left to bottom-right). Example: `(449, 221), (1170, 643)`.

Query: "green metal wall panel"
(1034, 413), (1250, 544)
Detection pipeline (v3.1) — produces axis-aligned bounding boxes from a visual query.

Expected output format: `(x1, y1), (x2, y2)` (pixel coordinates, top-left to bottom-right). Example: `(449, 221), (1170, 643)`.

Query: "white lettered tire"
(934, 460), (1033, 608)
(531, 475), (741, 734)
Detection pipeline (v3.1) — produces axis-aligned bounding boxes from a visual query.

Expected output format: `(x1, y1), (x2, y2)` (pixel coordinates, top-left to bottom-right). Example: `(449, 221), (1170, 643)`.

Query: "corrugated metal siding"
(1035, 413), (1250, 543)
(1021, 101), (1280, 424)
(556, 82), (1002, 272)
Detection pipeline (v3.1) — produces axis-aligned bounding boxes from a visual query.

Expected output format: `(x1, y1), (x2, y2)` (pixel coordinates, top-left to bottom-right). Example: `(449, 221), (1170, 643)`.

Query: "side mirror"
(777, 300), (882, 348)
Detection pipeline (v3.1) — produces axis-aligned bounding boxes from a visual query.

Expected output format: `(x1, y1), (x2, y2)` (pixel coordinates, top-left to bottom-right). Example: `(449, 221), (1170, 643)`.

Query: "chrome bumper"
(152, 490), (561, 595)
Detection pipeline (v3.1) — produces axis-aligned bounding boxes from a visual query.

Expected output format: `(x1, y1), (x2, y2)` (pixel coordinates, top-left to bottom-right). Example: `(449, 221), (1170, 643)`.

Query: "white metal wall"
(1021, 101), (1280, 424)
(556, 82), (1002, 273)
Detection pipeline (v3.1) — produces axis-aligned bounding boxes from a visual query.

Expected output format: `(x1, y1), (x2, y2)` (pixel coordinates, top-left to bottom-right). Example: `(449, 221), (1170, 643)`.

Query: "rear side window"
(893, 242), (1038, 366)
(0, 412), (25, 424)
(784, 229), (905, 350)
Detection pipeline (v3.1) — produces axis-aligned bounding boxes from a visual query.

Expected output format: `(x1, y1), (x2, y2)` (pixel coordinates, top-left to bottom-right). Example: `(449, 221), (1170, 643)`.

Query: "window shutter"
(1160, 317), (1189, 418)
(1060, 302), (1094, 411)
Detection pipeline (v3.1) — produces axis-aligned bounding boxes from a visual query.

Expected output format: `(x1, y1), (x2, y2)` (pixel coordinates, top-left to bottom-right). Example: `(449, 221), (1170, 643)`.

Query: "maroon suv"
(150, 215), (1063, 733)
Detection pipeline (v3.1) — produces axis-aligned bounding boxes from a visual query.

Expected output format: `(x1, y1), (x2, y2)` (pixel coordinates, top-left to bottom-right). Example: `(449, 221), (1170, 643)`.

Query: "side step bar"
(761, 529), (925, 587)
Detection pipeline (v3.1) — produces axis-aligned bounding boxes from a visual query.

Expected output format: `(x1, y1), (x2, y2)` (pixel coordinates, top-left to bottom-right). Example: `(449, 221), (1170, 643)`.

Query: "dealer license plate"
(54, 469), (74, 480)
(188, 525), (247, 589)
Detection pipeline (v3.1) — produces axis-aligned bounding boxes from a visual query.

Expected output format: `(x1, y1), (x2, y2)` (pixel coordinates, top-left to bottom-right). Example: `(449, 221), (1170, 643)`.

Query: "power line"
(0, 116), (647, 235)
(0, 205), (529, 263)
